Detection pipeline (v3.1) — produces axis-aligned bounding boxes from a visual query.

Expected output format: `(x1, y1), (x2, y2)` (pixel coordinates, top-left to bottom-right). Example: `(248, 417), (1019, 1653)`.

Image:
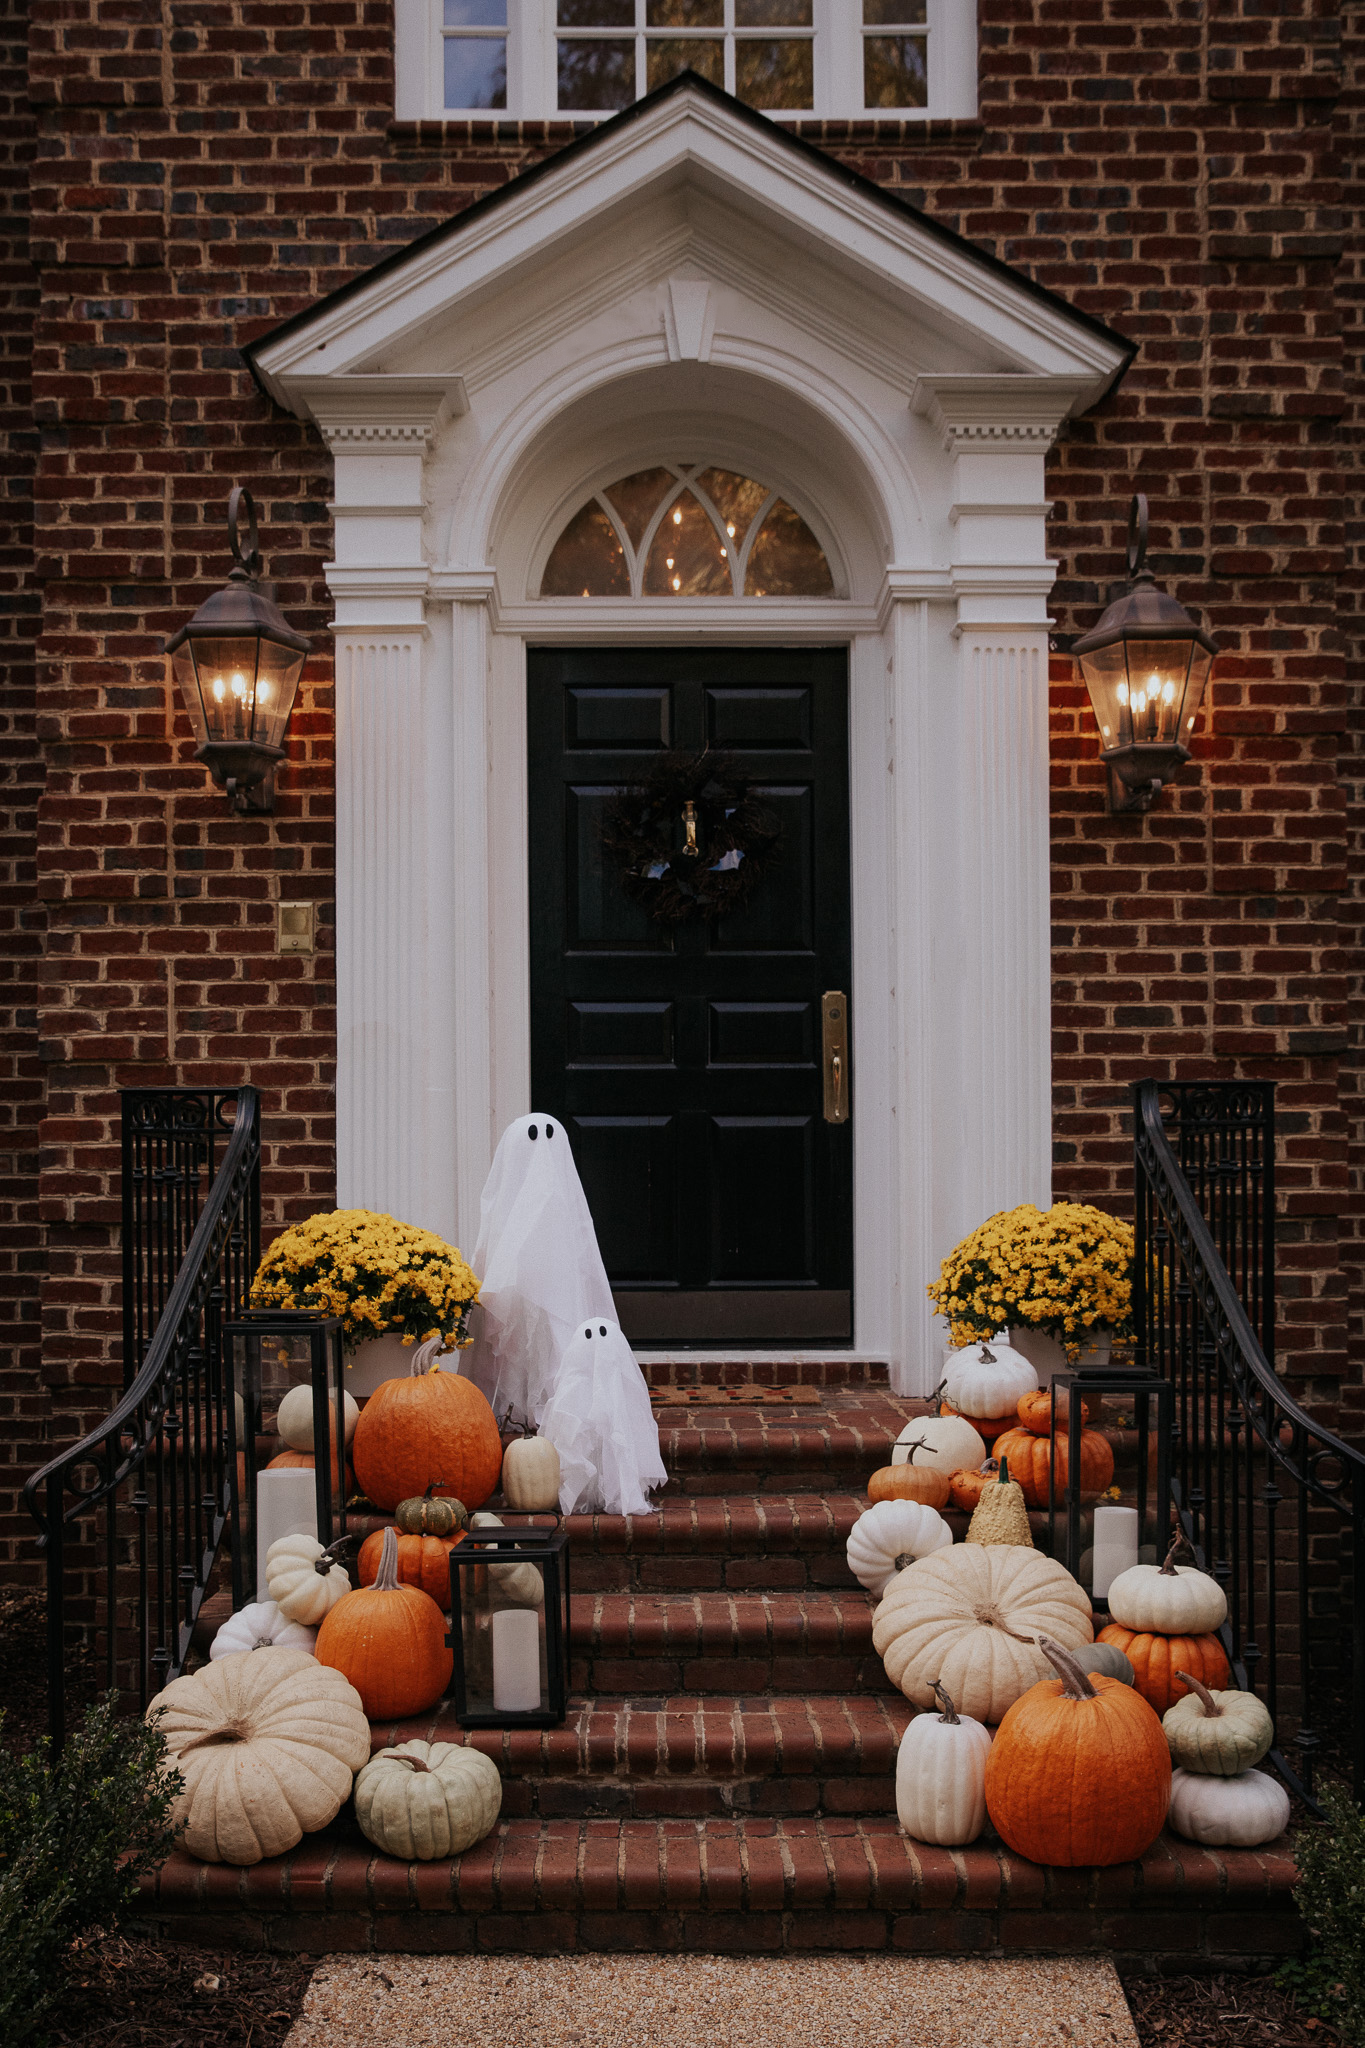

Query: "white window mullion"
(516, 0), (555, 121)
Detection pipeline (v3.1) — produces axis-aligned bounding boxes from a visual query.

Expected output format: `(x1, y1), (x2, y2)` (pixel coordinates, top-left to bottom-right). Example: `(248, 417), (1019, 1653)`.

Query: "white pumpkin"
(941, 1339), (1037, 1421)
(872, 1543), (1093, 1723)
(1106, 1539), (1228, 1635)
(892, 1415), (986, 1476)
(354, 1739), (503, 1860)
(1162, 1673), (1274, 1776)
(147, 1646), (370, 1865)
(1167, 1766), (1290, 1848)
(276, 1382), (359, 1453)
(209, 1600), (317, 1660)
(845, 1499), (953, 1598)
(895, 1683), (993, 1846)
(501, 1434), (562, 1513)
(265, 1532), (353, 1625)
(471, 1512), (545, 1607)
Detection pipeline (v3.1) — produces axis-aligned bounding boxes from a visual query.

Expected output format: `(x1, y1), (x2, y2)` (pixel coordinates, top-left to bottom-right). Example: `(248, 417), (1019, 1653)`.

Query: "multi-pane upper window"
(404, 0), (975, 123)
(540, 465), (835, 598)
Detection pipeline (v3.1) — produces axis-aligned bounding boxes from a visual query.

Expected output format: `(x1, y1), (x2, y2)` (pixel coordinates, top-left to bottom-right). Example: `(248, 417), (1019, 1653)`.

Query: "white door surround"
(247, 80), (1131, 1394)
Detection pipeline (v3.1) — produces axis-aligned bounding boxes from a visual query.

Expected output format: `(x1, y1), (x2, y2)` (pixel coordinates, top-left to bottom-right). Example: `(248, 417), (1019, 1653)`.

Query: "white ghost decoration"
(539, 1317), (666, 1518)
(462, 1112), (617, 1428)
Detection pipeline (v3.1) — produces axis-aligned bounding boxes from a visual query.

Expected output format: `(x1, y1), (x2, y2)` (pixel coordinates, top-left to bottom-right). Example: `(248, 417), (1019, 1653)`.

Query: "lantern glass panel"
(1119, 637), (1196, 747)
(222, 1313), (347, 1603)
(449, 1523), (570, 1727)
(1076, 639), (1130, 749)
(1047, 1368), (1172, 1612)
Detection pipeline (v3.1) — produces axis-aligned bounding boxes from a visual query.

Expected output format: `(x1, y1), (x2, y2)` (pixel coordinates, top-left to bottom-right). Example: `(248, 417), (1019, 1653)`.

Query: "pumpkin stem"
(410, 1335), (445, 1378)
(389, 1752), (434, 1774)
(893, 1552), (914, 1574)
(930, 1680), (961, 1724)
(1158, 1533), (1191, 1578)
(372, 1523), (402, 1593)
(979, 1342), (996, 1362)
(900, 1435), (931, 1466)
(425, 1480), (445, 1500)
(178, 1719), (249, 1755)
(1174, 1670), (1223, 1717)
(1034, 1633), (1099, 1699)
(313, 1535), (352, 1577)
(998, 1456), (1009, 1485)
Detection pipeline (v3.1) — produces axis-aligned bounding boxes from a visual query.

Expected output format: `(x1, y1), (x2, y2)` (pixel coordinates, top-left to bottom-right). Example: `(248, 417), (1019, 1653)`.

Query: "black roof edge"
(241, 68), (1136, 401)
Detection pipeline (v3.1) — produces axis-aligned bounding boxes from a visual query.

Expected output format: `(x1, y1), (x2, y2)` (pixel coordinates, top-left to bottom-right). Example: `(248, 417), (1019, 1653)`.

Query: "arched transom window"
(540, 463), (835, 599)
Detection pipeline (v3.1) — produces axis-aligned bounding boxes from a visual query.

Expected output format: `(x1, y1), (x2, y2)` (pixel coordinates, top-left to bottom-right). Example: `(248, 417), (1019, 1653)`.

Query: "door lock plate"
(822, 991), (849, 1124)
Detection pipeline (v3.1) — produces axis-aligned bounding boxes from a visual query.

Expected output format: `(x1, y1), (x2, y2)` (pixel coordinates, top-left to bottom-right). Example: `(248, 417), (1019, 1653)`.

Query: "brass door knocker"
(681, 799), (700, 857)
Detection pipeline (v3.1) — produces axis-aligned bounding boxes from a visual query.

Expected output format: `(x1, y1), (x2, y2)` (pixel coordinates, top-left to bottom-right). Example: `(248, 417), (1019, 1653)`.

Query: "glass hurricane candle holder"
(222, 1311), (348, 1602)
(447, 1519), (571, 1728)
(1046, 1363), (1173, 1613)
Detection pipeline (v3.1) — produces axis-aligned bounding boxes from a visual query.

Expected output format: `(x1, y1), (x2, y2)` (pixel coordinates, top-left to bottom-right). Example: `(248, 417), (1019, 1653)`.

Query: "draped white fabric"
(539, 1316), (667, 1517)
(463, 1113), (616, 1428)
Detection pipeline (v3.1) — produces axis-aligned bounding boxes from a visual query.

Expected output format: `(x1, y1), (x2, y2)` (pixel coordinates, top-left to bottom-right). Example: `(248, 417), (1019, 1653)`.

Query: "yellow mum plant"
(927, 1201), (1134, 1359)
(250, 1208), (480, 1353)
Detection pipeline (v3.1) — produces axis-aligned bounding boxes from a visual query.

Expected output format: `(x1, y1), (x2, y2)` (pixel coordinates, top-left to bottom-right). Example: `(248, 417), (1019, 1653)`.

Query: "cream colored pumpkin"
(501, 1435), (562, 1513)
(354, 1739), (503, 1860)
(891, 1415), (986, 1476)
(265, 1533), (353, 1625)
(209, 1600), (317, 1660)
(845, 1499), (953, 1598)
(872, 1544), (1093, 1723)
(471, 1512), (545, 1607)
(1162, 1672), (1274, 1776)
(277, 1382), (359, 1453)
(147, 1646), (370, 1865)
(1106, 1540), (1228, 1635)
(895, 1682), (993, 1846)
(1167, 1766), (1290, 1847)
(941, 1339), (1038, 1422)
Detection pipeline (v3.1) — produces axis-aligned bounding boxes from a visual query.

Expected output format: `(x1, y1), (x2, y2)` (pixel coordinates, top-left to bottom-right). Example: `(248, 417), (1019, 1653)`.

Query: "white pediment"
(246, 77), (1130, 421)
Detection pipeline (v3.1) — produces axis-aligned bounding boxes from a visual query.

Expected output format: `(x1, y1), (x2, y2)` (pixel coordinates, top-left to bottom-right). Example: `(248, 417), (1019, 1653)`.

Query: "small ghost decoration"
(539, 1318), (666, 1519)
(462, 1113), (616, 1427)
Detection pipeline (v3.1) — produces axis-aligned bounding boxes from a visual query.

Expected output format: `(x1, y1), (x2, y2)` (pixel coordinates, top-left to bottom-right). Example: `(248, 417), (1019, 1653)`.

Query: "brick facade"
(0, 0), (1360, 1575)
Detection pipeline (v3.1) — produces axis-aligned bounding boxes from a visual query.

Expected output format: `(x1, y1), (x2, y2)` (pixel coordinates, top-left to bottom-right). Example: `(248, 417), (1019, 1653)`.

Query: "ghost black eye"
(584, 1326), (593, 1339)
(599, 1325), (607, 1337)
(546, 1122), (554, 1137)
(528, 1124), (538, 1140)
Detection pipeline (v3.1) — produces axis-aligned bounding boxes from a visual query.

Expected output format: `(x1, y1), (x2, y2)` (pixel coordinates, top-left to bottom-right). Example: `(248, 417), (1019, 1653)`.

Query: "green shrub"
(1283, 1785), (1365, 2045)
(0, 1696), (182, 2048)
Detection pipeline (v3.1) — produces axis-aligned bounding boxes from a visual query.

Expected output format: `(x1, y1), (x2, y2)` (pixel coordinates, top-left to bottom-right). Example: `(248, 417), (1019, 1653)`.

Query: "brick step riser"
(417, 1774), (897, 1821)
(642, 1361), (892, 1389)
(570, 1651), (894, 1697)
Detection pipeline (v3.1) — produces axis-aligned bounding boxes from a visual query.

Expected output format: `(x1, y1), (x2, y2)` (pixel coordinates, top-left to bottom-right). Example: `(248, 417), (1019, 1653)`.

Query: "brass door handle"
(822, 992), (849, 1124)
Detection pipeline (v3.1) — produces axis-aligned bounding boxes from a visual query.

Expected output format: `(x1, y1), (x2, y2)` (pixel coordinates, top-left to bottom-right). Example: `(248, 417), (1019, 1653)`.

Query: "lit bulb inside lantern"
(672, 576), (681, 591)
(666, 556), (674, 569)
(726, 522), (735, 536)
(257, 681), (270, 703)
(1117, 682), (1129, 705)
(212, 677), (225, 702)
(672, 508), (682, 526)
(1161, 680), (1175, 703)
(1187, 715), (1195, 730)
(230, 672), (247, 698)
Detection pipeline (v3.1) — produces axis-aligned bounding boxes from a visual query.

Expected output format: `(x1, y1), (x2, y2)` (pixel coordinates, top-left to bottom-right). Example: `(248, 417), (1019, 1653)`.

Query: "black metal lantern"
(447, 1518), (571, 1728)
(162, 487), (311, 814)
(1045, 1359), (1173, 1615)
(1072, 494), (1219, 814)
(222, 1311), (348, 1601)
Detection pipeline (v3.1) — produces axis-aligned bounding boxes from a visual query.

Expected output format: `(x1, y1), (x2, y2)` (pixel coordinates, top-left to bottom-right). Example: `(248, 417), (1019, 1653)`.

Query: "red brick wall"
(0, 0), (41, 1583)
(3, 0), (1358, 1572)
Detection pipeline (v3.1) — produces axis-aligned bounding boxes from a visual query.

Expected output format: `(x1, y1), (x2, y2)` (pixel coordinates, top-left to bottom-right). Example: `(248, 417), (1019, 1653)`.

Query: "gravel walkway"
(285, 1952), (1140, 2048)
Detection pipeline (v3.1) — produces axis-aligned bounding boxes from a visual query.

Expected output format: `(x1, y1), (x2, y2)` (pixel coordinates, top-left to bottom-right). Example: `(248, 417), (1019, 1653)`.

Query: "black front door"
(528, 646), (852, 1345)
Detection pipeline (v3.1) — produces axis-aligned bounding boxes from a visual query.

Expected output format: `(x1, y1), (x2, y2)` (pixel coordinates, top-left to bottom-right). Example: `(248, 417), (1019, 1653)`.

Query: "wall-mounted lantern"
(1072, 494), (1219, 815)
(162, 487), (311, 814)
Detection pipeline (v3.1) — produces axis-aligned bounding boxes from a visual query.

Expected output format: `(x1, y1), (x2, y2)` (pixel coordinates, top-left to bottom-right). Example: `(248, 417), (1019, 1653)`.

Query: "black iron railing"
(122, 1088), (258, 1390)
(24, 1087), (262, 1747)
(1134, 1078), (1365, 1803)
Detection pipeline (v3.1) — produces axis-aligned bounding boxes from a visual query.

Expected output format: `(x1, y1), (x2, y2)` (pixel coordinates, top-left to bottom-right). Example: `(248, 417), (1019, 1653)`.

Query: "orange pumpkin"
(984, 1634), (1171, 1867)
(1097, 1623), (1231, 1716)
(1015, 1389), (1092, 1438)
(939, 1399), (1017, 1443)
(351, 1355), (503, 1514)
(315, 1524), (453, 1720)
(357, 1524), (464, 1607)
(948, 1460), (1000, 1512)
(989, 1424), (1115, 1510)
(266, 1447), (353, 1494)
(867, 1462), (951, 1510)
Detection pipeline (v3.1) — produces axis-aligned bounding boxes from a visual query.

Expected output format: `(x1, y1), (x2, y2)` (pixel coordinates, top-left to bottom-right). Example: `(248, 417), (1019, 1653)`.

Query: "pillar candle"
(1091, 1503), (1140, 1600)
(492, 1606), (541, 1713)
(255, 1467), (318, 1601)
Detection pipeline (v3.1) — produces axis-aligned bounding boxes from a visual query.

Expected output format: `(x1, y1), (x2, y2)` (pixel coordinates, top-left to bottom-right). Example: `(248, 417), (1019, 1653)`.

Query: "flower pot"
(346, 1332), (416, 1397)
(1008, 1325), (1112, 1387)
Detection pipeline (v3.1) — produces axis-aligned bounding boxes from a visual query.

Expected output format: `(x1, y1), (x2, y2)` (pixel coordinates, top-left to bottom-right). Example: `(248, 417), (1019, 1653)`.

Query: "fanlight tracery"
(540, 463), (835, 600)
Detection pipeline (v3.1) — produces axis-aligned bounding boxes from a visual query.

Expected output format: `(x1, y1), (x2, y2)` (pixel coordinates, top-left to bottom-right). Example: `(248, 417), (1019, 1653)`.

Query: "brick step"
(367, 1694), (912, 1818)
(652, 1405), (916, 1495)
(566, 1591), (890, 1697)
(138, 1816), (1299, 1965)
(641, 1359), (893, 1389)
